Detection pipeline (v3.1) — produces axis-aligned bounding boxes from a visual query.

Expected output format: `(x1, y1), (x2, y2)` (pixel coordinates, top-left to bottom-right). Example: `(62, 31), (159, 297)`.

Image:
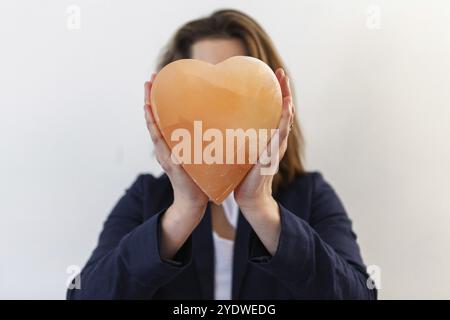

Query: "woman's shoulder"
(124, 173), (172, 199)
(285, 171), (329, 193)
(134, 171), (170, 185)
(131, 172), (170, 187)
(122, 173), (173, 216)
(280, 171), (346, 216)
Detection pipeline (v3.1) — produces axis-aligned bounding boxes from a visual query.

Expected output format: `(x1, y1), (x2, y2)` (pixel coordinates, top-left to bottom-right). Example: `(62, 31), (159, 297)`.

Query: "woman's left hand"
(234, 68), (295, 255)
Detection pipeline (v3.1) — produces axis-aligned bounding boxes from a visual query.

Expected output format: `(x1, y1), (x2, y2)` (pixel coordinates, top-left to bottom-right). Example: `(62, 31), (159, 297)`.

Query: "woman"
(67, 9), (376, 300)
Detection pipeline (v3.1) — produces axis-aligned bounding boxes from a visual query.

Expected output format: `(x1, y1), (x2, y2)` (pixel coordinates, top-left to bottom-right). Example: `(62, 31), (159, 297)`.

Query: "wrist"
(159, 200), (206, 261)
(172, 198), (207, 220)
(239, 195), (281, 256)
(238, 193), (274, 211)
(239, 195), (278, 219)
(161, 201), (206, 237)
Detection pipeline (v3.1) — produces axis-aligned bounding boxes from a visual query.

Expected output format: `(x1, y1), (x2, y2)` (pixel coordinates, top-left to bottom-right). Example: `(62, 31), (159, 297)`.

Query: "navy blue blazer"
(67, 172), (376, 300)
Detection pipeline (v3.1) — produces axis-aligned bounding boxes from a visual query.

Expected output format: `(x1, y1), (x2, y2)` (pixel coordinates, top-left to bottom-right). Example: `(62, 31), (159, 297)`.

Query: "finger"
(278, 95), (292, 143)
(143, 75), (177, 170)
(285, 76), (295, 118)
(278, 70), (295, 159)
(275, 68), (284, 83)
(144, 81), (152, 105)
(144, 72), (157, 104)
(276, 69), (294, 116)
(279, 72), (291, 101)
(145, 105), (174, 163)
(144, 104), (162, 141)
(280, 74), (295, 125)
(144, 79), (160, 142)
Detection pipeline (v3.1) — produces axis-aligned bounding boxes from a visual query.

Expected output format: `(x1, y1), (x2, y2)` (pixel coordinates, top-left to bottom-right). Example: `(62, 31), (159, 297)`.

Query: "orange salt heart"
(150, 56), (282, 204)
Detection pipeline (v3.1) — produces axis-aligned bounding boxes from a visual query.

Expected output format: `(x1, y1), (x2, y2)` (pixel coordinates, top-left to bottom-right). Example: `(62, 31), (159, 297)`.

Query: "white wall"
(1, 0), (449, 299)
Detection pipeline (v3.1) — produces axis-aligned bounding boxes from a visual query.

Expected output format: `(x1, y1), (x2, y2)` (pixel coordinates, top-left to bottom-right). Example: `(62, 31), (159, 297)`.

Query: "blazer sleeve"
(66, 175), (192, 299)
(248, 172), (376, 299)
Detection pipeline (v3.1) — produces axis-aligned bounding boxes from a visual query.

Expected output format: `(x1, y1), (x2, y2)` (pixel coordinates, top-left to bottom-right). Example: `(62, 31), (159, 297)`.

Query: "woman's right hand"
(144, 75), (209, 211)
(144, 74), (208, 260)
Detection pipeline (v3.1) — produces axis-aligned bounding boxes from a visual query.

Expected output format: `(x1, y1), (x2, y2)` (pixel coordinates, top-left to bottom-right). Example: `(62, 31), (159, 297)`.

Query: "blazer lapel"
(192, 202), (214, 299)
(231, 209), (251, 299)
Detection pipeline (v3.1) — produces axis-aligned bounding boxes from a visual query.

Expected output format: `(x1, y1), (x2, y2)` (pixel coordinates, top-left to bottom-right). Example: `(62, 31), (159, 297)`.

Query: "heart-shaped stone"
(150, 56), (282, 204)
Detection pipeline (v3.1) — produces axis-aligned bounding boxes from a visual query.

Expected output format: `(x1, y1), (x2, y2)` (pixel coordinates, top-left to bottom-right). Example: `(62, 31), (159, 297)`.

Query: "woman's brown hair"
(157, 9), (305, 191)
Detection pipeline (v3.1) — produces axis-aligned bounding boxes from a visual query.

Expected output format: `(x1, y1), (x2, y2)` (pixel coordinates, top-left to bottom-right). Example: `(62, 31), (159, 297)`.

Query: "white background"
(1, 0), (449, 299)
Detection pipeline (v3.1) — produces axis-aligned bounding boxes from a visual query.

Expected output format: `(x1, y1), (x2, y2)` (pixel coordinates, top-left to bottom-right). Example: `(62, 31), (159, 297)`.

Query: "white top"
(221, 191), (239, 229)
(213, 192), (239, 300)
(213, 231), (234, 300)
